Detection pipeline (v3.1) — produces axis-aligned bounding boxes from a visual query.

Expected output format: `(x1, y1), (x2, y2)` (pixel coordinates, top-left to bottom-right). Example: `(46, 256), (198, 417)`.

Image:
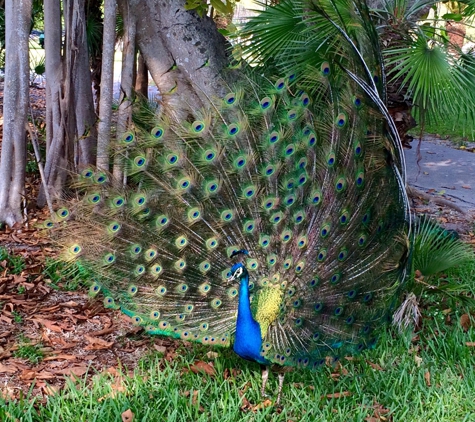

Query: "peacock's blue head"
(228, 262), (248, 282)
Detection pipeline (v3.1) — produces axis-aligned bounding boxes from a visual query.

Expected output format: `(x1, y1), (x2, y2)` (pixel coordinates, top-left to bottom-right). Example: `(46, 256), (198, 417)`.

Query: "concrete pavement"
(404, 138), (475, 212)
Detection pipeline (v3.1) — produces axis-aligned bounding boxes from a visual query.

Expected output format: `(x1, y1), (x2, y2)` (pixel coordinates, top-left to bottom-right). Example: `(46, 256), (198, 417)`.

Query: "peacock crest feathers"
(48, 67), (410, 369)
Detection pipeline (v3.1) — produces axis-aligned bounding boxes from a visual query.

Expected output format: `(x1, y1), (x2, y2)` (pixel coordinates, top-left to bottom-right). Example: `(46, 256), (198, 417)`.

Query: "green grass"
(2, 316), (475, 421)
(414, 116), (475, 143)
(0, 247), (25, 275)
(13, 337), (44, 364)
(43, 258), (91, 291)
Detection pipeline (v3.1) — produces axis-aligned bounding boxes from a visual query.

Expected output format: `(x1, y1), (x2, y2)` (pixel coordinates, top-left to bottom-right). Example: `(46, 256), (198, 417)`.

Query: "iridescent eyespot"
(205, 180), (220, 194)
(227, 123), (240, 136)
(259, 235), (271, 248)
(224, 92), (237, 106)
(309, 277), (320, 287)
(242, 185), (257, 199)
(134, 156), (146, 167)
(363, 293), (373, 303)
(275, 78), (285, 91)
(334, 307), (344, 316)
(221, 209), (234, 222)
(167, 153), (179, 165)
(335, 177), (346, 192)
(57, 208), (69, 219)
(81, 169), (93, 178)
(203, 149), (216, 162)
(192, 120), (205, 133)
(330, 273), (341, 284)
(123, 132), (134, 143)
(285, 144), (295, 156)
(94, 173), (107, 184)
(320, 62), (330, 75)
(317, 249), (327, 262)
(69, 244), (82, 255)
(270, 212), (283, 225)
(206, 237), (218, 249)
(151, 264), (162, 275)
(260, 96), (272, 110)
(243, 220), (256, 233)
(307, 132), (316, 147)
(151, 126), (164, 139)
(156, 215), (169, 229)
(88, 194), (101, 204)
(336, 112), (347, 128)
(287, 109), (297, 121)
(269, 131), (280, 144)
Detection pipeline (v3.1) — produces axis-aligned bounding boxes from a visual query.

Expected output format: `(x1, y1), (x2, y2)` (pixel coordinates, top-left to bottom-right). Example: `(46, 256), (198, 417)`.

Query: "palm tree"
(240, 0), (475, 143)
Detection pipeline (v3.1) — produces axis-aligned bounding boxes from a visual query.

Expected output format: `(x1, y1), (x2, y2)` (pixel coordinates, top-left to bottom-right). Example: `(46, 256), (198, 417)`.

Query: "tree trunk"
(38, 0), (98, 207)
(96, 0), (117, 171)
(0, 0), (32, 226)
(120, 0), (232, 115)
(135, 51), (148, 98)
(66, 0), (97, 168)
(113, 0), (137, 183)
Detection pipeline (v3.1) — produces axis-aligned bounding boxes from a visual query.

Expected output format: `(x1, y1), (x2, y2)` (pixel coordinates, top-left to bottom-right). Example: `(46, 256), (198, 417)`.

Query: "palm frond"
(412, 216), (474, 276)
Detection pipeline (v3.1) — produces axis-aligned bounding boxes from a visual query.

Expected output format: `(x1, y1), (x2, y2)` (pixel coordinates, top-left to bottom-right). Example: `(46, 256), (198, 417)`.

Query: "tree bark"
(0, 0), (32, 226)
(66, 0), (97, 168)
(114, 0), (137, 183)
(96, 0), (117, 171)
(39, 0), (67, 208)
(119, 0), (232, 114)
(135, 51), (149, 98)
(38, 0), (98, 207)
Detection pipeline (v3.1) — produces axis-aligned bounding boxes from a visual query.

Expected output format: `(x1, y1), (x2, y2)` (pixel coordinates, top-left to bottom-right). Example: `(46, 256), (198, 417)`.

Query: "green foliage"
(0, 247), (26, 275)
(13, 336), (44, 364)
(12, 311), (23, 323)
(241, 0), (475, 130)
(43, 258), (91, 291)
(412, 216), (474, 277)
(185, 0), (235, 16)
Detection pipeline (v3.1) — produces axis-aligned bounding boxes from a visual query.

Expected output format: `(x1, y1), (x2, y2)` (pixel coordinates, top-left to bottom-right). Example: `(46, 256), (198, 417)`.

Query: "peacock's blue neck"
(233, 269), (267, 364)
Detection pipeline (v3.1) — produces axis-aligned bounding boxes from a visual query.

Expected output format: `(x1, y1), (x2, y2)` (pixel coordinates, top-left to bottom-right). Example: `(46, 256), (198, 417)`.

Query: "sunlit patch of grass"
(2, 316), (475, 420)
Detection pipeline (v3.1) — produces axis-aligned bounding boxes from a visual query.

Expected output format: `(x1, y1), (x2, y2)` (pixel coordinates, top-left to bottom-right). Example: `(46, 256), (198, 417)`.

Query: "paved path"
(404, 139), (475, 211)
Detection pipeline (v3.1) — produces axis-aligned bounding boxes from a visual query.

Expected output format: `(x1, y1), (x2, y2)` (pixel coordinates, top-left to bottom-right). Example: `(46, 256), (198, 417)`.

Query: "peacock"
(46, 1), (411, 405)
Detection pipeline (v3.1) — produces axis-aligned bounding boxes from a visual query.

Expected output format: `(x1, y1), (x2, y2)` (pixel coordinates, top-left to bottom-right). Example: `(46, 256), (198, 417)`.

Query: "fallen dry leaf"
(424, 371), (431, 387)
(252, 399), (273, 411)
(206, 351), (219, 359)
(84, 335), (114, 350)
(414, 355), (423, 367)
(323, 391), (352, 399)
(32, 318), (63, 333)
(0, 363), (18, 374)
(190, 360), (216, 377)
(153, 344), (167, 354)
(367, 361), (384, 371)
(460, 314), (473, 332)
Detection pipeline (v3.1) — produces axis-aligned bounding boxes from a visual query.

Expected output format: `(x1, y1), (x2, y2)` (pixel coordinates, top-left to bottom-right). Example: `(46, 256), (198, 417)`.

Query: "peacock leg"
(260, 365), (270, 398)
(276, 373), (285, 405)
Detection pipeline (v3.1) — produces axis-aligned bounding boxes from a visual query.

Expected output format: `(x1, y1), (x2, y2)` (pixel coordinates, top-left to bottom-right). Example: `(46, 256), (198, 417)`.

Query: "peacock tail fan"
(47, 68), (410, 369)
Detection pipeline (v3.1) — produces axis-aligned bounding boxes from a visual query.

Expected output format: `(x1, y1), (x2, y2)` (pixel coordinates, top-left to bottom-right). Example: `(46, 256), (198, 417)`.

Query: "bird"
(46, 5), (411, 406)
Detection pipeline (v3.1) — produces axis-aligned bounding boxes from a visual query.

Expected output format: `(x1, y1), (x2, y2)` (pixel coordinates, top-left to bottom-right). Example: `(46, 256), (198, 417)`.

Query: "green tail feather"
(48, 66), (410, 368)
